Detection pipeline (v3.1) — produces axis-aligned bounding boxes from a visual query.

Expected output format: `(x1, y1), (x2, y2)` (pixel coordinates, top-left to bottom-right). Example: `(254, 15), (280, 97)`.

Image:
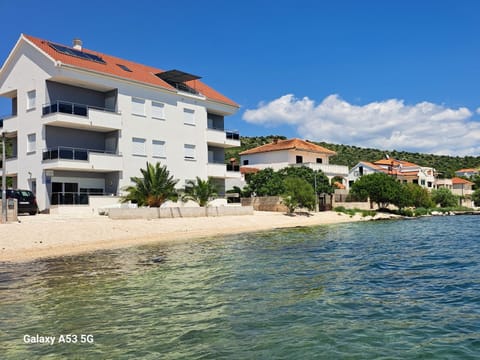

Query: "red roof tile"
(240, 167), (260, 174)
(239, 138), (336, 156)
(452, 177), (475, 185)
(23, 34), (238, 108)
(373, 159), (418, 167)
(455, 168), (478, 173)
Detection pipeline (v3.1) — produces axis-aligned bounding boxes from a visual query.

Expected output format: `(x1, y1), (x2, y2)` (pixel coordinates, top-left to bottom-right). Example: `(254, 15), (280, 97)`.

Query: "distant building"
(348, 158), (436, 190)
(455, 168), (479, 178)
(238, 138), (349, 186)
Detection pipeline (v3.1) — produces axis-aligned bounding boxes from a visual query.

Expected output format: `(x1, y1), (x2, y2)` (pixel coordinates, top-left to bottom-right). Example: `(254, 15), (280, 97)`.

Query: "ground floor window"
(51, 182), (104, 205)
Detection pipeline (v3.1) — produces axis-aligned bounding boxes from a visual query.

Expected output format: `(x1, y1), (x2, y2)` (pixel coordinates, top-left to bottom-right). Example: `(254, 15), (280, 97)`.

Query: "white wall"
(0, 40), (58, 210)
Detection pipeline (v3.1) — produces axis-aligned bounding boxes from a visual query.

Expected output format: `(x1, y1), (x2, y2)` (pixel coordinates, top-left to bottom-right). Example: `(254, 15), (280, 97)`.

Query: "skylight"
(117, 64), (132, 72)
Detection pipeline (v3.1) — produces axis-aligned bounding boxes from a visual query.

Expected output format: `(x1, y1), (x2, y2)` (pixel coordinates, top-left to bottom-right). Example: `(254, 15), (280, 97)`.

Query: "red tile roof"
(452, 177), (475, 185)
(22, 34), (238, 108)
(373, 158), (418, 167)
(455, 168), (478, 173)
(239, 138), (336, 156)
(360, 161), (385, 171)
(240, 167), (260, 174)
(334, 181), (346, 189)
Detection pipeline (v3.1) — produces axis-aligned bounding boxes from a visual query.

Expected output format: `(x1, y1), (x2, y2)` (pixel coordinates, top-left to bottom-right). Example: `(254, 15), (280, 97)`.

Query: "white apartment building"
(0, 34), (240, 211)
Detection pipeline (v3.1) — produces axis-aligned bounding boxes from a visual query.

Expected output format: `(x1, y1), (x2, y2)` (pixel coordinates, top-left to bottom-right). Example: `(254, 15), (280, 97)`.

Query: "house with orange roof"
(348, 157), (437, 190)
(0, 34), (240, 212)
(455, 168), (479, 178)
(238, 138), (349, 186)
(438, 177), (476, 207)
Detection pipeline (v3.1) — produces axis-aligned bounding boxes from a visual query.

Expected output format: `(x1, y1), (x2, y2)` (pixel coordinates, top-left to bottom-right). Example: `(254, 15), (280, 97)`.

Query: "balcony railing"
(226, 130), (240, 140)
(42, 146), (116, 161)
(227, 164), (240, 172)
(42, 101), (115, 117)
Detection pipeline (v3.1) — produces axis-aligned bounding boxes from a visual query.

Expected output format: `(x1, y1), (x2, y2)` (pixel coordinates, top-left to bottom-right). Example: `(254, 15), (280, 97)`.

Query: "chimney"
(73, 38), (83, 51)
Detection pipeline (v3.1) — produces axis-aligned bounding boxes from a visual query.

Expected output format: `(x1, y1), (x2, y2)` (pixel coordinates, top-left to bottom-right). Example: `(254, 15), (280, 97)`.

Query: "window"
(296, 155), (303, 164)
(152, 101), (165, 119)
(27, 133), (36, 153)
(183, 108), (195, 125)
(117, 64), (132, 72)
(152, 140), (166, 158)
(316, 158), (323, 163)
(132, 137), (146, 155)
(184, 144), (196, 160)
(131, 97), (145, 116)
(27, 90), (36, 110)
(421, 179), (426, 186)
(243, 159), (249, 166)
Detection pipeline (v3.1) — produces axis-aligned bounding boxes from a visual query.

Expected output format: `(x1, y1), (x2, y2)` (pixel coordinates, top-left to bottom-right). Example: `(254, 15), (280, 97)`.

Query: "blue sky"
(1, 0), (480, 155)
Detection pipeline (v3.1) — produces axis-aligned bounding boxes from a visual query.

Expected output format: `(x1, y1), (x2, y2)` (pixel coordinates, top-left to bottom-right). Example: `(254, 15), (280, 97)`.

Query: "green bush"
(414, 207), (430, 216)
(282, 177), (316, 213)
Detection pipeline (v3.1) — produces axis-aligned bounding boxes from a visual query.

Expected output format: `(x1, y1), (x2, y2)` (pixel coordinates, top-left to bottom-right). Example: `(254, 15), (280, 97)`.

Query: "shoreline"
(0, 211), (397, 264)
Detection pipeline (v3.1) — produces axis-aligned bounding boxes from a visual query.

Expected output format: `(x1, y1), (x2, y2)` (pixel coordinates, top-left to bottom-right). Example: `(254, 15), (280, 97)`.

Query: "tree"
(472, 189), (480, 207)
(350, 173), (402, 208)
(431, 187), (458, 208)
(403, 183), (435, 208)
(244, 168), (284, 196)
(183, 177), (218, 207)
(278, 166), (334, 195)
(121, 162), (178, 207)
(282, 177), (316, 213)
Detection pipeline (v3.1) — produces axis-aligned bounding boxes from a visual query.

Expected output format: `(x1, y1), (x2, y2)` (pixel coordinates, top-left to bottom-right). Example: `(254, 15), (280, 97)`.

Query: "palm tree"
(121, 162), (178, 207)
(182, 177), (218, 207)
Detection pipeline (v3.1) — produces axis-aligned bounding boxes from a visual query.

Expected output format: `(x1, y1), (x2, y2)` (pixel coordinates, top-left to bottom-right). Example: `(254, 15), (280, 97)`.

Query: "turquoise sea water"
(1, 216), (480, 359)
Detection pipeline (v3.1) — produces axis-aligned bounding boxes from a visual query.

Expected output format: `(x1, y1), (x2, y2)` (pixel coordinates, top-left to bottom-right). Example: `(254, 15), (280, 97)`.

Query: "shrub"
(282, 177), (316, 213)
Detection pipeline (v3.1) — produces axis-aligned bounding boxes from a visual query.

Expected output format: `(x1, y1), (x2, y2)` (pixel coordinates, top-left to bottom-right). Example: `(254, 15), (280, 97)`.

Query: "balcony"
(206, 128), (240, 148)
(0, 157), (18, 176)
(42, 146), (122, 172)
(42, 101), (121, 132)
(207, 162), (241, 178)
(290, 162), (349, 177)
(0, 114), (18, 132)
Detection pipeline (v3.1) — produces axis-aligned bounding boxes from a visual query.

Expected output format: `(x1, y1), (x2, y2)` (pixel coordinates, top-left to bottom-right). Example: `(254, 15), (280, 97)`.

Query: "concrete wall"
(46, 81), (107, 108)
(108, 205), (254, 219)
(45, 126), (107, 149)
(333, 202), (374, 210)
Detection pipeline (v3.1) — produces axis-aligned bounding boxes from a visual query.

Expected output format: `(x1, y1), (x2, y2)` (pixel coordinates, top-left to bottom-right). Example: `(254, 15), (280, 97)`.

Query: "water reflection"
(1, 216), (480, 359)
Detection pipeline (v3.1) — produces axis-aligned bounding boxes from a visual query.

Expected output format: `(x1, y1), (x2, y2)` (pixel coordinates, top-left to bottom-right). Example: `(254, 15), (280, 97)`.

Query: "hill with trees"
(226, 135), (480, 178)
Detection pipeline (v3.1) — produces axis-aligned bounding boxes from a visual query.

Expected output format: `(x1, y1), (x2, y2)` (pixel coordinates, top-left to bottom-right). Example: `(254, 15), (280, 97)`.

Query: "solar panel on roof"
(48, 43), (106, 64)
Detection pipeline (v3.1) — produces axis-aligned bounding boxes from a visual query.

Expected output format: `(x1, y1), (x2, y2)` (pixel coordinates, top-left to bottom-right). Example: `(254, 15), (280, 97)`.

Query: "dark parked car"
(2, 189), (38, 215)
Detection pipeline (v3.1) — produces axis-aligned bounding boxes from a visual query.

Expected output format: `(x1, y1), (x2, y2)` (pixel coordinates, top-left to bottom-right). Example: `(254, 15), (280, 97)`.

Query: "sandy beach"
(0, 211), (393, 263)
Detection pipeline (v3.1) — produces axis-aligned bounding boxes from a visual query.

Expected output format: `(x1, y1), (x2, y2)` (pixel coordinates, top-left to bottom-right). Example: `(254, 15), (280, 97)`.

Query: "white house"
(348, 158), (437, 189)
(0, 34), (240, 212)
(455, 168), (479, 178)
(238, 138), (349, 186)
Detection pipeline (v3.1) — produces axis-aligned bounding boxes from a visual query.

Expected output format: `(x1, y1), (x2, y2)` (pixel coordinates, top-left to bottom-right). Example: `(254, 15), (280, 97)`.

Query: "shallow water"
(1, 216), (480, 359)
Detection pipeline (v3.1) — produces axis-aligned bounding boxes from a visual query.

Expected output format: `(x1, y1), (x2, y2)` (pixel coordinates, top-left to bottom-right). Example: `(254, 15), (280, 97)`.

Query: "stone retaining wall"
(108, 206), (254, 220)
(241, 196), (287, 212)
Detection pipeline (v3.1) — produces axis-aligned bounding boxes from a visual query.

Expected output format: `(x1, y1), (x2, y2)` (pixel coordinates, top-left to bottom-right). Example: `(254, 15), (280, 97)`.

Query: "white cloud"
(242, 94), (480, 155)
